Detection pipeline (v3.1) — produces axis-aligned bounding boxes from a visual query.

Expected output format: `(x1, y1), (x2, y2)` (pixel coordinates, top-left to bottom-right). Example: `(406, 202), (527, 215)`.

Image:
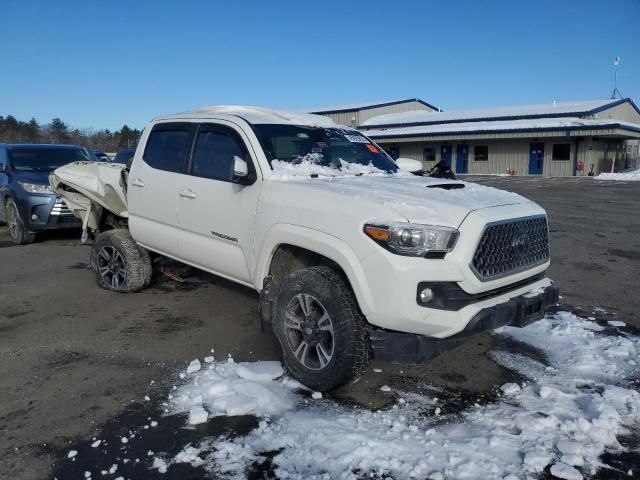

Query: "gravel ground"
(0, 175), (638, 478)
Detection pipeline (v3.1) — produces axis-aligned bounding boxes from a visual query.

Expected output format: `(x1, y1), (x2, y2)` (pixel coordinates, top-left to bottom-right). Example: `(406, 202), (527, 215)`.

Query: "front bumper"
(370, 282), (559, 363)
(359, 203), (551, 338)
(17, 193), (81, 231)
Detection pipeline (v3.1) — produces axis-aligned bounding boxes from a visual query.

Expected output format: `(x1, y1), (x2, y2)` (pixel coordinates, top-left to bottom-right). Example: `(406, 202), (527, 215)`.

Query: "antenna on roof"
(611, 57), (623, 99)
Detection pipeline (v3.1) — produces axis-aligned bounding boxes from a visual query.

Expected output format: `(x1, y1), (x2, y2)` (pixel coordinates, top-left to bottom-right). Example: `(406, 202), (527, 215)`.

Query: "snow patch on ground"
(169, 359), (297, 420)
(595, 168), (640, 181)
(158, 311), (639, 479)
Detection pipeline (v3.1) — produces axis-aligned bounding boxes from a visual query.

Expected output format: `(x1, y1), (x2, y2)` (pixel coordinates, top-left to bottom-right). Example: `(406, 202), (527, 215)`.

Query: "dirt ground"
(0, 175), (638, 479)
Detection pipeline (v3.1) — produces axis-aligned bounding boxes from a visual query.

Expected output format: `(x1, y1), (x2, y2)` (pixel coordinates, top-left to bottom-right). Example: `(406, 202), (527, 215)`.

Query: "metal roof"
(308, 98), (439, 114)
(363, 116), (640, 139)
(361, 98), (636, 128)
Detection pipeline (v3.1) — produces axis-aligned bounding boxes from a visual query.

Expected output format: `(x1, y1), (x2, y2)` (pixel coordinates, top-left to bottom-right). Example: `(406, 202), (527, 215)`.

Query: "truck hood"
(49, 161), (128, 217)
(269, 174), (532, 227)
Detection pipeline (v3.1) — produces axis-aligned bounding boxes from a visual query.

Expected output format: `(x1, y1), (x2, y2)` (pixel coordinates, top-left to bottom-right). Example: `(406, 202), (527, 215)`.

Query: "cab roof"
(157, 105), (345, 128)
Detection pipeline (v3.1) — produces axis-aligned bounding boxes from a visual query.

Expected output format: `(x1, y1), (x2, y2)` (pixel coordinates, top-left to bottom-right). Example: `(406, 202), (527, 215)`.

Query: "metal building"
(308, 99), (438, 128)
(311, 98), (640, 176)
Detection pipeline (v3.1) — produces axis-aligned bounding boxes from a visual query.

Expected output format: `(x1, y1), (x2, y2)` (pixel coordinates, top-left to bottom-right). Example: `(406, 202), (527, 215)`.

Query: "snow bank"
(595, 168), (640, 182)
(162, 312), (639, 479)
(169, 358), (297, 420)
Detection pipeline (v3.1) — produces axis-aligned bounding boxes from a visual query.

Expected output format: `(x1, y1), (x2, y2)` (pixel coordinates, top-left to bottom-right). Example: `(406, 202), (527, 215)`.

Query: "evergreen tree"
(48, 117), (69, 143)
(26, 118), (40, 142)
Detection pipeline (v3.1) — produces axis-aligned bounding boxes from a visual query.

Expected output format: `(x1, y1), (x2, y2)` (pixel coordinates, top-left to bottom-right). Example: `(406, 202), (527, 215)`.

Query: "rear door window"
(191, 125), (251, 182)
(143, 123), (193, 174)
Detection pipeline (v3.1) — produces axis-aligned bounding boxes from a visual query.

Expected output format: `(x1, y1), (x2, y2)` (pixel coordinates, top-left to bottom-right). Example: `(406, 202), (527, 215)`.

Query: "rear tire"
(272, 266), (370, 391)
(5, 198), (35, 245)
(91, 229), (152, 292)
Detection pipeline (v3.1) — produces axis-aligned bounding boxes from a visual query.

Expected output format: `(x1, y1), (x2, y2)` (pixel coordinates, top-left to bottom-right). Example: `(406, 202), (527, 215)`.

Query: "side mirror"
(395, 157), (424, 175)
(232, 156), (249, 180)
(0, 164), (5, 173)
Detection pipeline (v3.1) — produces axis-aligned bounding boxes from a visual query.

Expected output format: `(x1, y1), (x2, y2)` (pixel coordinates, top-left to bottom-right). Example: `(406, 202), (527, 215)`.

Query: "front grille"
(51, 198), (73, 216)
(471, 215), (549, 281)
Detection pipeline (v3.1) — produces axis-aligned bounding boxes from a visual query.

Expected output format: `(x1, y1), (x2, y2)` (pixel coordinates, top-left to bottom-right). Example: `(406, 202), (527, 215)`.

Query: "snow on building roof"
(308, 98), (437, 113)
(363, 116), (640, 139)
(361, 99), (630, 127)
(165, 105), (343, 127)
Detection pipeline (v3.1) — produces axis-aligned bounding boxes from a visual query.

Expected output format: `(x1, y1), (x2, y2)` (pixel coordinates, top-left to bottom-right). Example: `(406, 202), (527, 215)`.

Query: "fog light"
(419, 287), (434, 303)
(31, 213), (39, 221)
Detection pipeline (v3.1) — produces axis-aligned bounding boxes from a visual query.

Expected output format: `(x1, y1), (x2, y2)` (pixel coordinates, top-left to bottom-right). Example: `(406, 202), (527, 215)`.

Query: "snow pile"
(162, 312), (639, 479)
(595, 168), (640, 182)
(270, 156), (390, 180)
(169, 358), (298, 422)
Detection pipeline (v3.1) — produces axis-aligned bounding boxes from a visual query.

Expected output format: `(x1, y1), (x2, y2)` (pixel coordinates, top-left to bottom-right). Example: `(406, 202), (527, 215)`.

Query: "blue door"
(529, 143), (544, 174)
(441, 145), (452, 168)
(455, 145), (468, 173)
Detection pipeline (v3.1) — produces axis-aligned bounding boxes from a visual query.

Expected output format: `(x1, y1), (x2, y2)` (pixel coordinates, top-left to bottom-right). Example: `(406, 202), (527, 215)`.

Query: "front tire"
(5, 198), (35, 245)
(91, 229), (152, 292)
(272, 266), (370, 391)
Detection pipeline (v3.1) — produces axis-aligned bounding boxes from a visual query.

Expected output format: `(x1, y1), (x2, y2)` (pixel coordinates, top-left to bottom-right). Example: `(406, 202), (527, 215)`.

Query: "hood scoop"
(426, 183), (465, 190)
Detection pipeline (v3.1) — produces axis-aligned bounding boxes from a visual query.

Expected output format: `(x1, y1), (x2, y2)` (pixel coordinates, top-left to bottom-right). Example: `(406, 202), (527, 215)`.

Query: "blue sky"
(1, 0), (638, 131)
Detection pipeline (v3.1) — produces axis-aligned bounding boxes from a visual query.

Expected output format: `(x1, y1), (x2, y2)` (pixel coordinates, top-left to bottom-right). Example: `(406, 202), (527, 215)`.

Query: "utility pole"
(611, 57), (623, 99)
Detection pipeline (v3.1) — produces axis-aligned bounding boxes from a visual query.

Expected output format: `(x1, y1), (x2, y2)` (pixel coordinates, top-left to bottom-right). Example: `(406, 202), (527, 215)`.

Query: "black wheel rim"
(284, 293), (335, 371)
(97, 246), (127, 289)
(6, 202), (18, 240)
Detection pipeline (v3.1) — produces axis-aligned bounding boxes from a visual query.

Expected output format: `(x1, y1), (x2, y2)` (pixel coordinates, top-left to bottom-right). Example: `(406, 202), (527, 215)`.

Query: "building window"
(423, 147), (436, 162)
(552, 143), (571, 161)
(474, 145), (489, 161)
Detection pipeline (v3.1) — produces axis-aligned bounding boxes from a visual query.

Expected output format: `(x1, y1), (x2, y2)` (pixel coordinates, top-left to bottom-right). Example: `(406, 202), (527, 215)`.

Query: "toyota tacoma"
(50, 106), (559, 391)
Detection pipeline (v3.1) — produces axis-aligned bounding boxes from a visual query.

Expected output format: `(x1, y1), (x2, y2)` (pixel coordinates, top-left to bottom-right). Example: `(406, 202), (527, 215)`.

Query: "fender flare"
(254, 224), (375, 316)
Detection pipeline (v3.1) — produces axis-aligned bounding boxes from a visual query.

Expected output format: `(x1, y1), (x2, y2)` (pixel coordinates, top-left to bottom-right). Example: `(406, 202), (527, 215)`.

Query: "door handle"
(131, 178), (145, 188)
(179, 189), (197, 199)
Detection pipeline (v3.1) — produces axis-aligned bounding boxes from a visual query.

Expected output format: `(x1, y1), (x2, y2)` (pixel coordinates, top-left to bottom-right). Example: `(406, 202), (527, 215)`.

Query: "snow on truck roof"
(161, 105), (343, 128)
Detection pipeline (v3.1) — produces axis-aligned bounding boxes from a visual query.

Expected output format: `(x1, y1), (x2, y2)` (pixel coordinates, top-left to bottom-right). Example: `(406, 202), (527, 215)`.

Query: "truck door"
(128, 122), (195, 255)
(177, 122), (262, 284)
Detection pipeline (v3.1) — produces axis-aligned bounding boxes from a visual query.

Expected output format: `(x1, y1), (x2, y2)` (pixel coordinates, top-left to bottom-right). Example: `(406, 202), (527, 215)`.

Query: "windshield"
(9, 147), (92, 172)
(253, 124), (398, 174)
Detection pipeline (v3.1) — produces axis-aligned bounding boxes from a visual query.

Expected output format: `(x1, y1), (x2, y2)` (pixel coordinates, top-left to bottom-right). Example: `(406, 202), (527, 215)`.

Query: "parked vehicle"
(0, 144), (91, 244)
(112, 148), (135, 165)
(93, 149), (111, 162)
(50, 106), (558, 391)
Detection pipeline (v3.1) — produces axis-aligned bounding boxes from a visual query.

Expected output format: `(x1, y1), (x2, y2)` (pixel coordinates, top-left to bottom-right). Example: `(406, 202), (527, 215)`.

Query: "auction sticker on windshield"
(344, 134), (370, 143)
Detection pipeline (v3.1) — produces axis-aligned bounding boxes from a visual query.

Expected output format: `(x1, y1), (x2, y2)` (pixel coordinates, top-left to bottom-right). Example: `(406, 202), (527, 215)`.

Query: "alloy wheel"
(96, 246), (127, 289)
(6, 202), (18, 240)
(284, 293), (335, 371)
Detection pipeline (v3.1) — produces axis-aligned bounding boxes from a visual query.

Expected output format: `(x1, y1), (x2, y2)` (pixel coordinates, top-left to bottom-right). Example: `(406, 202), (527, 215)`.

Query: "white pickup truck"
(51, 106), (558, 391)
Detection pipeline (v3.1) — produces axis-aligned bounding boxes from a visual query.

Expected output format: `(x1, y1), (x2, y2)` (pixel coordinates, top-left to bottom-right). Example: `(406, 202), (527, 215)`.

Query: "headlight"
(18, 182), (54, 194)
(364, 222), (459, 257)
